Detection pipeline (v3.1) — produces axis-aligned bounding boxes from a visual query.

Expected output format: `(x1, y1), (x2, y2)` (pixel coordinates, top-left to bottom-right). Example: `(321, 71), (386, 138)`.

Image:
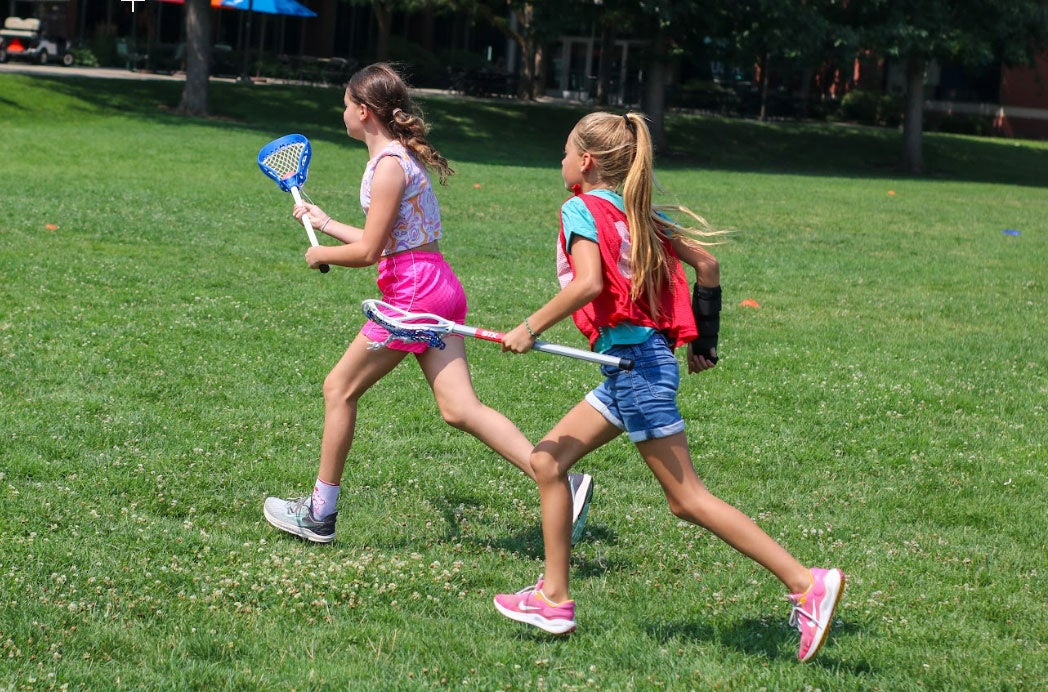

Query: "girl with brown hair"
(263, 64), (593, 547)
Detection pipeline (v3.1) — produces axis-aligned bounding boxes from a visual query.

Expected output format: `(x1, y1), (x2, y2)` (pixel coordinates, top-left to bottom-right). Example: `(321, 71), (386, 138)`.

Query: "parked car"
(0, 17), (74, 66)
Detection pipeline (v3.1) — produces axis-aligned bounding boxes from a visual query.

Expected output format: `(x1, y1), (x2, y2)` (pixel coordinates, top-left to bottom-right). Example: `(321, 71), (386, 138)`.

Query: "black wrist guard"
(692, 284), (721, 363)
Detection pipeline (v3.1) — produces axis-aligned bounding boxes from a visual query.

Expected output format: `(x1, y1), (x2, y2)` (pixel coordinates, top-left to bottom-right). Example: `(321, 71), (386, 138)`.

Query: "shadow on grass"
(476, 519), (620, 563)
(8, 73), (1047, 188)
(647, 616), (866, 667)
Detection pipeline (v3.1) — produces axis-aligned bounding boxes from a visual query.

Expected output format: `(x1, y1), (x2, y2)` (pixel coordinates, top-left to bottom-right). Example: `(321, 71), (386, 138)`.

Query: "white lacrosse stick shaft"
(362, 300), (633, 370)
(444, 323), (631, 369)
(289, 186), (320, 247)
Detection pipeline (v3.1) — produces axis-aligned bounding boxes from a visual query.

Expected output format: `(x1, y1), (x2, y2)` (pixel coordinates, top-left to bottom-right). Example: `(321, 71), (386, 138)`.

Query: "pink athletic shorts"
(362, 250), (469, 354)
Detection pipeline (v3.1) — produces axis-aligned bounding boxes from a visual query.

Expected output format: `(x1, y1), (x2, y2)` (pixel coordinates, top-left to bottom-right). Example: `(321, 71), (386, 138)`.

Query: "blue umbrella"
(223, 0), (316, 81)
(221, 0), (317, 17)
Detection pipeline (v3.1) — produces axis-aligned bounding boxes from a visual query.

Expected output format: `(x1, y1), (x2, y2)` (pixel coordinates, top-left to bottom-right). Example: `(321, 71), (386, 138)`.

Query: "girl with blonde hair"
(494, 111), (844, 663)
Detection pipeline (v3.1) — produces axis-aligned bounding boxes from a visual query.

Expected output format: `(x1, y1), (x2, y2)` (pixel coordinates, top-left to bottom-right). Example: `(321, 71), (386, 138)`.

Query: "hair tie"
(392, 108), (404, 119)
(622, 113), (635, 133)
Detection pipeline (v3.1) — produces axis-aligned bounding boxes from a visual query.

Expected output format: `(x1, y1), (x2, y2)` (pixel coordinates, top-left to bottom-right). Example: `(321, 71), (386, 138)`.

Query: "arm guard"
(691, 284), (721, 363)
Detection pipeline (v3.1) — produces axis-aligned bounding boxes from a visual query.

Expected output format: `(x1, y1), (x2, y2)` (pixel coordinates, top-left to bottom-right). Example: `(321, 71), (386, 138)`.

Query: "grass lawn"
(1, 72), (1046, 689)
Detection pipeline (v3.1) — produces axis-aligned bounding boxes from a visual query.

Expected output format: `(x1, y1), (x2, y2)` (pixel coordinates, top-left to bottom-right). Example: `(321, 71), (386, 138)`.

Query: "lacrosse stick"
(257, 134), (329, 273)
(362, 300), (634, 370)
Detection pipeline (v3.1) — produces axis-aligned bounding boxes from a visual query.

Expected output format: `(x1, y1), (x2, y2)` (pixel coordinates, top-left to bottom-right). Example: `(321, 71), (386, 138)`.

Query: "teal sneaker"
(263, 496), (337, 544)
(568, 473), (593, 546)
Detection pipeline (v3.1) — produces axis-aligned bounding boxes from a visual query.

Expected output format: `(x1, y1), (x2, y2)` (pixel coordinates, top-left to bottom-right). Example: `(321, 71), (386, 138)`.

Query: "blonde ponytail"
(571, 112), (723, 319)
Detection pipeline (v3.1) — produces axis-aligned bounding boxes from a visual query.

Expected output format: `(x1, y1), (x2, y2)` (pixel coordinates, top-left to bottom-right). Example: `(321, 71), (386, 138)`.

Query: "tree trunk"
(759, 50), (770, 121)
(596, 24), (615, 106)
(373, 0), (393, 61)
(643, 22), (668, 152)
(515, 4), (536, 100)
(420, 4), (435, 53)
(900, 54), (926, 173)
(177, 0), (210, 117)
(533, 43), (546, 97)
(798, 67), (813, 119)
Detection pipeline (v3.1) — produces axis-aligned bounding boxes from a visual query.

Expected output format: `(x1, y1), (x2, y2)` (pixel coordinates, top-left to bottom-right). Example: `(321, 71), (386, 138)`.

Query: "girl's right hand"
(292, 202), (329, 231)
(501, 323), (536, 354)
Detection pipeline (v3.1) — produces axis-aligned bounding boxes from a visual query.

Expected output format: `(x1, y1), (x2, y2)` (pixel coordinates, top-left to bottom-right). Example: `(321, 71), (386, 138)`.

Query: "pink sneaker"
(494, 578), (577, 634)
(789, 567), (845, 662)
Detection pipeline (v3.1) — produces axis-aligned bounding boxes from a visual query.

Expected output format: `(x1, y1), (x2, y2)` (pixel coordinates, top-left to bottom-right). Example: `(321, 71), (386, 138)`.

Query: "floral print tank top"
(360, 140), (443, 256)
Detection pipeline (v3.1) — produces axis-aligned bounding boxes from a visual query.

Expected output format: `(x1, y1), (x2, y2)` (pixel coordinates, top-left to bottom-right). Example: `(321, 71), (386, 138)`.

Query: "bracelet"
(319, 216), (332, 233)
(524, 317), (541, 339)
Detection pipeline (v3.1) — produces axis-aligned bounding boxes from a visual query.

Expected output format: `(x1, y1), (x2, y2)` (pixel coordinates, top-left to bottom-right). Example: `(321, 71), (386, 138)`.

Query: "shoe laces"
(788, 599), (817, 631)
(288, 496), (311, 513)
(511, 576), (546, 599)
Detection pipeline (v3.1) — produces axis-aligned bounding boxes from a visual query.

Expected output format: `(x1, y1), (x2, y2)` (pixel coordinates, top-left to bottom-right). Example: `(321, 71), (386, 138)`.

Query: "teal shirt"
(560, 190), (655, 353)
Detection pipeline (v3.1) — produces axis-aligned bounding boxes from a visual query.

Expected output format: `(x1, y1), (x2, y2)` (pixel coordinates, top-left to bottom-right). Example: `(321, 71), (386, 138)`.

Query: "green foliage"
(838, 88), (903, 127)
(926, 111), (994, 137)
(87, 22), (118, 68)
(387, 35), (446, 88)
(71, 47), (99, 68)
(854, 0), (1048, 66)
(676, 78), (740, 113)
(1, 73), (1046, 690)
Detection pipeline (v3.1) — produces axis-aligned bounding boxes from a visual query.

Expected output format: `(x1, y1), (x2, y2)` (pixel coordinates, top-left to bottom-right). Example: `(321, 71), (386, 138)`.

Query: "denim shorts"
(585, 332), (685, 442)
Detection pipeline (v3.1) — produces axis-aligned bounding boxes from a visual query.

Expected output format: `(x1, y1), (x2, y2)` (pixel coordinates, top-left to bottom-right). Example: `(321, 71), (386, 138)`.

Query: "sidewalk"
(0, 61), (583, 105)
(0, 61), (235, 82)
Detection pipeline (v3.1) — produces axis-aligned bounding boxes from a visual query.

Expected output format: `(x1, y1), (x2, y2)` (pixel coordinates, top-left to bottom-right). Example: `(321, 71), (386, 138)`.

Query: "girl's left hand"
(501, 324), (536, 354)
(687, 343), (718, 373)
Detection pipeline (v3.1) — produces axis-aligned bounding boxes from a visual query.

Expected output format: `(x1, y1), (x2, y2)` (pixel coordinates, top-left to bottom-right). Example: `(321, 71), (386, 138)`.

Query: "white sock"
(311, 478), (339, 519)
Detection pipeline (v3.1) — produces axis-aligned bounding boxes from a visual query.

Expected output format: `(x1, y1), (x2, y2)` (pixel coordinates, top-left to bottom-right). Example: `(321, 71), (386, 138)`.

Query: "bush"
(804, 96), (840, 121)
(437, 49), (489, 72)
(674, 79), (739, 114)
(88, 23), (117, 67)
(448, 68), (516, 98)
(838, 89), (902, 127)
(927, 112), (993, 136)
(387, 37), (445, 88)
(71, 47), (98, 67)
(839, 89), (879, 124)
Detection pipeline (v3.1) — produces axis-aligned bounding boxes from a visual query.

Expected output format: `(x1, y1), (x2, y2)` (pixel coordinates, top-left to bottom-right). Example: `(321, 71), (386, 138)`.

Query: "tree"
(176, 0), (211, 117)
(372, 0), (396, 60)
(634, 0), (716, 151)
(347, 0), (456, 62)
(852, 0), (1048, 173)
(458, 0), (566, 100)
(715, 0), (848, 120)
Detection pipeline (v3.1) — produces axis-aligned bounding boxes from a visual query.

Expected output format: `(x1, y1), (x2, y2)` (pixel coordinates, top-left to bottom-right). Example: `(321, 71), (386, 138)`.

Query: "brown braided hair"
(347, 63), (454, 185)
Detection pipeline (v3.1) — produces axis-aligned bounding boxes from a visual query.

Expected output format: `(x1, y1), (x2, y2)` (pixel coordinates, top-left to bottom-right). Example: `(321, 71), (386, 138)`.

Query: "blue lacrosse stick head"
(258, 133), (311, 192)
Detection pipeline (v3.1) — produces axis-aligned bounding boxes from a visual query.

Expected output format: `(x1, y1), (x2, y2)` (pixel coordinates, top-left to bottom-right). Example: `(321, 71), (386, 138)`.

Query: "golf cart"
(0, 17), (74, 66)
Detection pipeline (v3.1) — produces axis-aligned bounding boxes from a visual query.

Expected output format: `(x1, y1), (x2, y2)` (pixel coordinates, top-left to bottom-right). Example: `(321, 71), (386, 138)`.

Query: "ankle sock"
(311, 478), (339, 519)
(538, 589), (571, 607)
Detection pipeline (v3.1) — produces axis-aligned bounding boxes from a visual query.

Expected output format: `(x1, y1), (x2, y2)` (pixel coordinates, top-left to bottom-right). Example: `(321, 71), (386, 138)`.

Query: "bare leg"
(531, 401), (621, 604)
(637, 431), (811, 594)
(317, 331), (408, 485)
(417, 337), (537, 479)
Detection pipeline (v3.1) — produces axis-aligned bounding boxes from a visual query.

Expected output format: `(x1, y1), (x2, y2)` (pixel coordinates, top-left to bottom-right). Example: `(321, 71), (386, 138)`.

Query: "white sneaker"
(568, 473), (593, 546)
